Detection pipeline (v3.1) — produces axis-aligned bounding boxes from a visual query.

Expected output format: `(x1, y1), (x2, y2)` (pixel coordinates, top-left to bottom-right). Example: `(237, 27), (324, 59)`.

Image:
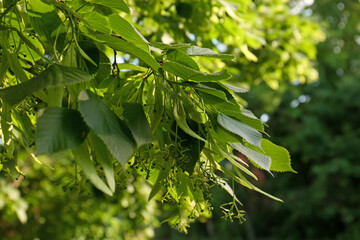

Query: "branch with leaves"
(0, 0), (294, 230)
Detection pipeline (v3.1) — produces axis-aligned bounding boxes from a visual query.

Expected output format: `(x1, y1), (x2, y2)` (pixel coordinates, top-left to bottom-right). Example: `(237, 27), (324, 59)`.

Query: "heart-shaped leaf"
(262, 139), (296, 173)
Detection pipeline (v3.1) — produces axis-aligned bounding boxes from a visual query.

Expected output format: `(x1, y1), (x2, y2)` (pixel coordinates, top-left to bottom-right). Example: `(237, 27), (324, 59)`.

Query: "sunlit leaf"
(186, 46), (234, 60)
(262, 139), (296, 173)
(166, 49), (199, 70)
(117, 63), (147, 72)
(1, 103), (15, 157)
(218, 113), (262, 149)
(148, 163), (171, 201)
(194, 83), (228, 100)
(222, 83), (248, 93)
(94, 34), (161, 73)
(198, 91), (241, 115)
(163, 61), (231, 82)
(151, 42), (192, 50)
(238, 109), (264, 132)
(11, 110), (35, 143)
(83, 11), (111, 34)
(0, 31), (29, 83)
(0, 64), (91, 106)
(88, 0), (130, 13)
(109, 14), (149, 52)
(228, 142), (271, 171)
(28, 2), (62, 42)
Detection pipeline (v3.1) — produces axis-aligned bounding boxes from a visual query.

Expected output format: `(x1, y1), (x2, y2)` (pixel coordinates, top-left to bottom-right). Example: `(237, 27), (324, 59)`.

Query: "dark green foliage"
(78, 90), (136, 167)
(36, 108), (88, 155)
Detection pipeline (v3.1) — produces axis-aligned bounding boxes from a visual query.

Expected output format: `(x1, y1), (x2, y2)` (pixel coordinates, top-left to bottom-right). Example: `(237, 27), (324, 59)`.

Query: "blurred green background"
(1, 0), (359, 239)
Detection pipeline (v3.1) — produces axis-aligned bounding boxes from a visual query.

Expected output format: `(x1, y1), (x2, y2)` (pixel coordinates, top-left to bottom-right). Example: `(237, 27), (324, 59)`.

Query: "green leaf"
(122, 103), (154, 147)
(163, 80), (228, 101)
(94, 34), (161, 73)
(0, 52), (9, 81)
(214, 143), (258, 180)
(173, 99), (206, 142)
(28, 7), (62, 42)
(88, 132), (115, 193)
(150, 42), (192, 50)
(3, 0), (16, 8)
(78, 40), (101, 72)
(210, 140), (258, 179)
(0, 30), (29, 83)
(210, 127), (242, 144)
(28, 0), (53, 13)
(1, 103), (15, 157)
(194, 83), (228, 101)
(148, 170), (163, 201)
(88, 0), (130, 13)
(11, 110), (35, 143)
(148, 156), (174, 201)
(94, 51), (112, 85)
(78, 90), (135, 166)
(228, 142), (271, 171)
(219, 164), (253, 191)
(199, 88), (260, 132)
(108, 14), (149, 52)
(72, 142), (113, 196)
(198, 91), (241, 115)
(0, 64), (91, 106)
(175, 117), (205, 174)
(148, 167), (169, 201)
(217, 113), (262, 149)
(75, 40), (97, 67)
(47, 87), (64, 107)
(117, 63), (147, 72)
(222, 83), (248, 93)
(83, 11), (111, 34)
(214, 174), (242, 205)
(149, 81), (164, 132)
(62, 42), (78, 67)
(238, 109), (264, 132)
(6, 26), (46, 63)
(163, 61), (231, 82)
(166, 49), (199, 71)
(5, 50), (29, 83)
(36, 108), (88, 155)
(261, 139), (296, 173)
(178, 90), (205, 124)
(186, 46), (235, 60)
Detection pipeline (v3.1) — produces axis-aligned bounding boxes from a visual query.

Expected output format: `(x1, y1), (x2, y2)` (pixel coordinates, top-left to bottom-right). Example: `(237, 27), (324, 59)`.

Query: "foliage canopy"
(0, 0), (322, 237)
